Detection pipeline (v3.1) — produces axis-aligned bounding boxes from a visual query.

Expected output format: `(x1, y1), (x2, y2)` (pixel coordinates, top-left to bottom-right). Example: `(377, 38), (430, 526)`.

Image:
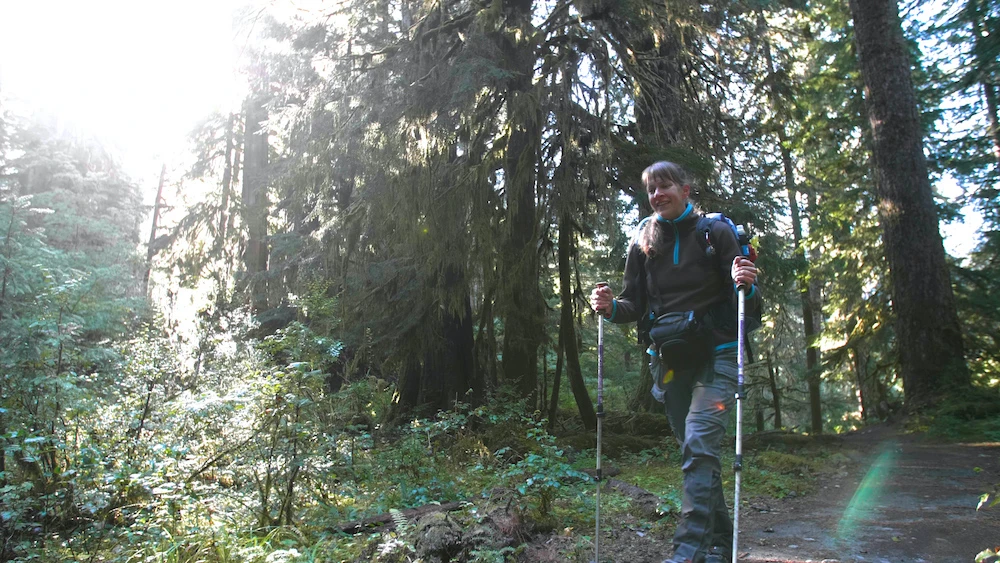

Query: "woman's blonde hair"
(638, 161), (694, 258)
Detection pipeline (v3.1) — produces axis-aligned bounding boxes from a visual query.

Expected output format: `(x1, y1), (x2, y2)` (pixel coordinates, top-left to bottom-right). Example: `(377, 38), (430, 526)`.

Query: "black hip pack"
(648, 311), (709, 370)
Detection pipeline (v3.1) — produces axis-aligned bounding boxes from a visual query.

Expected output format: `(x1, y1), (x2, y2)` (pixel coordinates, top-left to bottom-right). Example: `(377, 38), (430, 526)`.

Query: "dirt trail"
(522, 424), (999, 563)
(736, 425), (1000, 563)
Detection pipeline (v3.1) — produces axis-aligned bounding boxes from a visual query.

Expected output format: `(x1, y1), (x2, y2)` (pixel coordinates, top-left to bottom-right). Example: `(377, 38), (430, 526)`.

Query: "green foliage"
(469, 544), (522, 563)
(742, 462), (810, 499)
(0, 116), (147, 558)
(497, 424), (590, 516)
(615, 448), (684, 515)
(913, 387), (1000, 442)
(978, 489), (999, 511)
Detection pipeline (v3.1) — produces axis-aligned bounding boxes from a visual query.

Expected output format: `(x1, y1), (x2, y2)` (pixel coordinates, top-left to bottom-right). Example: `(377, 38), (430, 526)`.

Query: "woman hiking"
(590, 161), (759, 563)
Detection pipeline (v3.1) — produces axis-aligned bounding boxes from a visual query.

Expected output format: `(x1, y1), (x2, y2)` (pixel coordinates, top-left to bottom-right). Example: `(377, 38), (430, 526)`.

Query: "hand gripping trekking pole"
(594, 281), (608, 563)
(732, 229), (749, 563)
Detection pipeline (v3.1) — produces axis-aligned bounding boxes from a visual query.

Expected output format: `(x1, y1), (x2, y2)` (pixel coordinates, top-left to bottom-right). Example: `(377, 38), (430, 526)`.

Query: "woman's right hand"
(590, 285), (614, 317)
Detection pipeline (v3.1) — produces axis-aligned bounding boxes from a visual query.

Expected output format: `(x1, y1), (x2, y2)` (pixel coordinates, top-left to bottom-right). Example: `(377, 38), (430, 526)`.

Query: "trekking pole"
(594, 281), (608, 563)
(732, 228), (749, 563)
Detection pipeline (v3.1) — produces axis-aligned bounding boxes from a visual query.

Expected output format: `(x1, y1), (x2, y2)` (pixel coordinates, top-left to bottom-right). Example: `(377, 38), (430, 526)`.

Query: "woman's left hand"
(731, 256), (757, 287)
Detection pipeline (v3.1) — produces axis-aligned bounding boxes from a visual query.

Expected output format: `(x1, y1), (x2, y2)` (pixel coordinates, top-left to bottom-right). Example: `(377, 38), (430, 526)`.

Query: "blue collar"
(655, 202), (693, 224)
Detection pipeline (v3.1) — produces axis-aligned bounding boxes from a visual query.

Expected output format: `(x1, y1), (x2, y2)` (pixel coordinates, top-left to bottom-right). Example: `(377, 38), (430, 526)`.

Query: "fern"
(389, 508), (411, 533)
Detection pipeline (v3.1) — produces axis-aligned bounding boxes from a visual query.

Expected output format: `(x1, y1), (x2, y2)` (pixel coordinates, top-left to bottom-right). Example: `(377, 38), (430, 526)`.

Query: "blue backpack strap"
(698, 212), (749, 258)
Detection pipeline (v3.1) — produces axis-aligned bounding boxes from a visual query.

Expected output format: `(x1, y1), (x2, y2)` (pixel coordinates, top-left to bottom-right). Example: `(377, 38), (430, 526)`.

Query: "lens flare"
(836, 440), (898, 544)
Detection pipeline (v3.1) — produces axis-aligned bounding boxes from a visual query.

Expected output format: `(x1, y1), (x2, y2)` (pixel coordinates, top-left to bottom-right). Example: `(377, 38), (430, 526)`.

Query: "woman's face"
(647, 177), (690, 220)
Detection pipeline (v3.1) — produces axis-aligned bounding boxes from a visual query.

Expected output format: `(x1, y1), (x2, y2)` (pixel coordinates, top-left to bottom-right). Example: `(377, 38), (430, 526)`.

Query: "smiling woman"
(0, 0), (246, 180)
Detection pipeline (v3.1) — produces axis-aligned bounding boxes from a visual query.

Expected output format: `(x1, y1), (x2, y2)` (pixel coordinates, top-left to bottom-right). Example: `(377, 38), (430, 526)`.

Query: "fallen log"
(336, 501), (463, 534)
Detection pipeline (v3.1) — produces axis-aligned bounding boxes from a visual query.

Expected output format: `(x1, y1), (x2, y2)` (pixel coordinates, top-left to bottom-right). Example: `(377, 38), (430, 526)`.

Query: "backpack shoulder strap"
(696, 212), (724, 258)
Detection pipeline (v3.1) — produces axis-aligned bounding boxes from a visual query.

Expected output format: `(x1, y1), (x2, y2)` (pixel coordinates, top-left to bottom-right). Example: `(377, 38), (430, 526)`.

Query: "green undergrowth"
(910, 386), (1000, 442)
(4, 370), (857, 563)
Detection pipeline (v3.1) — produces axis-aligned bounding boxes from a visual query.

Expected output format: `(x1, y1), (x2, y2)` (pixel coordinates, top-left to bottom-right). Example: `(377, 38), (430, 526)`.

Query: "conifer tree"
(849, 0), (970, 407)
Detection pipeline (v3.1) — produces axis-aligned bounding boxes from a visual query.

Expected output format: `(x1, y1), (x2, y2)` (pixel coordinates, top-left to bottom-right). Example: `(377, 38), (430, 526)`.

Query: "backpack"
(695, 212), (757, 263)
(636, 212), (761, 346)
(696, 213), (763, 335)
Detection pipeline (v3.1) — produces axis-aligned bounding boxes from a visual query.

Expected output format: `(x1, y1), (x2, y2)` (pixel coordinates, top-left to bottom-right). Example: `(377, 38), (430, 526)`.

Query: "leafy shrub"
(498, 424), (590, 516)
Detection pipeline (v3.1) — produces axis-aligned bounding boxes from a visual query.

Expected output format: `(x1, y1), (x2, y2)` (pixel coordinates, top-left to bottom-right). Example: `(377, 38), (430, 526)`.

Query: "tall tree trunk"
(849, 0), (969, 408)
(559, 212), (597, 429)
(143, 164), (167, 296)
(219, 113), (236, 242)
(393, 358), (424, 419)
(548, 339), (564, 428)
(796, 184), (822, 434)
(421, 268), (477, 412)
(762, 24), (823, 433)
(805, 189), (825, 424)
(852, 346), (873, 421)
(499, 0), (543, 402)
(474, 287), (499, 392)
(463, 291), (486, 408)
(983, 82), (1000, 166)
(228, 119), (243, 268)
(766, 352), (782, 430)
(242, 91), (270, 313)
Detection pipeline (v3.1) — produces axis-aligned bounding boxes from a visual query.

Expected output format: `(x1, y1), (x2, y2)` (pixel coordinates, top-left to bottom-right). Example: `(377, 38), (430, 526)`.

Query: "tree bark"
(852, 346), (872, 421)
(766, 352), (782, 430)
(559, 212), (597, 430)
(143, 164), (167, 297)
(548, 339), (564, 428)
(849, 0), (969, 408)
(420, 268), (476, 412)
(785, 144), (822, 434)
(474, 288), (499, 393)
(800, 186), (823, 434)
(499, 0), (543, 402)
(242, 91), (270, 313)
(853, 344), (890, 421)
(219, 113), (236, 242)
(393, 358), (423, 419)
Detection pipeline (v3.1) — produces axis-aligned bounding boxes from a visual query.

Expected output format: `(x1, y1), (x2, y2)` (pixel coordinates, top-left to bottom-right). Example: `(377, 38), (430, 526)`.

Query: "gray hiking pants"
(651, 344), (737, 563)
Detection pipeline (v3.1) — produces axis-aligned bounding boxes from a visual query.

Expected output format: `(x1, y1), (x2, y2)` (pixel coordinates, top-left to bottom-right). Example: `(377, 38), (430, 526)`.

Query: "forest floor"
(521, 421), (1000, 563)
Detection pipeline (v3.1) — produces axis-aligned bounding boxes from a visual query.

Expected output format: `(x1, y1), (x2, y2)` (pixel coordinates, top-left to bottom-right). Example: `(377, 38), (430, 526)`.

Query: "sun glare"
(0, 0), (248, 182)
